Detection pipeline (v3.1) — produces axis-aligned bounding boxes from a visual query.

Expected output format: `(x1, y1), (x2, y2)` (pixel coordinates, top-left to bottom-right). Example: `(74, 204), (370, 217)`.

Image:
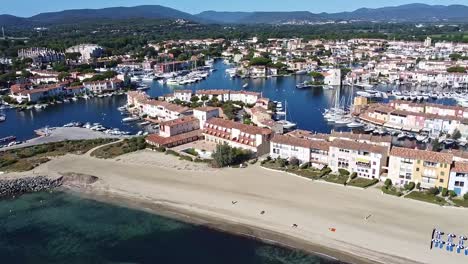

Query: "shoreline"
(4, 150), (468, 264)
(63, 185), (375, 264)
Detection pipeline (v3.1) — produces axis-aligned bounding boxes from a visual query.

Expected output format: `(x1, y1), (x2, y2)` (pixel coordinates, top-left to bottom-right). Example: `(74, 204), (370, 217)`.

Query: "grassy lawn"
(381, 186), (404, 197)
(347, 177), (379, 188)
(182, 148), (199, 156)
(0, 139), (116, 172)
(405, 191), (448, 206)
(451, 199), (468, 208)
(91, 137), (147, 159)
(323, 174), (348, 185)
(261, 160), (331, 180)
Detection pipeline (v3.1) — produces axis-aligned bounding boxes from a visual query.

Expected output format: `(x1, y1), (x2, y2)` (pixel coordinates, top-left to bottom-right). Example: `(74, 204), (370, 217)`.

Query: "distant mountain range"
(1, 3), (468, 27)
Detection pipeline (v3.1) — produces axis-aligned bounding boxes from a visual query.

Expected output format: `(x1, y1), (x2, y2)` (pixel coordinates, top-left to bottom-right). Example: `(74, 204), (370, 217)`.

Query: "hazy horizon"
(3, 0), (468, 17)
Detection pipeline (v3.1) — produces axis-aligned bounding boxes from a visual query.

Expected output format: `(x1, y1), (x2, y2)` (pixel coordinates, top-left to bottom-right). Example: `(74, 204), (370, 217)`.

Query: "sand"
(15, 149), (468, 264)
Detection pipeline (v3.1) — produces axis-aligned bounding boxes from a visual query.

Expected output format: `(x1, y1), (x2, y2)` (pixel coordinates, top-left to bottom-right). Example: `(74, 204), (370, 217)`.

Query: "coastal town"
(2, 33), (468, 198)
(2, 2), (468, 264)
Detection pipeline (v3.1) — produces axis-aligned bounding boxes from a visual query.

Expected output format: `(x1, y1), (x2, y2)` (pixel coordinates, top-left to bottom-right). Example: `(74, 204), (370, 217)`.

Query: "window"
(440, 171), (445, 176)
(416, 168), (420, 172)
(439, 179), (444, 183)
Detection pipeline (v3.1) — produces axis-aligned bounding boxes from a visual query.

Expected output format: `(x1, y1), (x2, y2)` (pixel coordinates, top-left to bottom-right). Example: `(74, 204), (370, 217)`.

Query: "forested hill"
(1, 3), (468, 26)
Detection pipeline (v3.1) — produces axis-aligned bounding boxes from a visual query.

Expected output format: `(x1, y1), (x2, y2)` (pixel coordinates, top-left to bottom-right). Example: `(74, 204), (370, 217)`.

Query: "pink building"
(159, 116), (200, 138)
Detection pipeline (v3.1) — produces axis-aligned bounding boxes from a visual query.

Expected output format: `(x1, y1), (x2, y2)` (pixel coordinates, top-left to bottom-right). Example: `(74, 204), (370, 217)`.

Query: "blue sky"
(3, 0), (468, 17)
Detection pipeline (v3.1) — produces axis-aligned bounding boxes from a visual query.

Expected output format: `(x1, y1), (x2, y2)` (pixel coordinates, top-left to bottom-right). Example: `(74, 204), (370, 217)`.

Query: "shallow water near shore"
(0, 191), (343, 264)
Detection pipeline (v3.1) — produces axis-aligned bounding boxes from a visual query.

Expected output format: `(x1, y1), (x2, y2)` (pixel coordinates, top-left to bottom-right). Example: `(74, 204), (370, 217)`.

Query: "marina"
(1, 59), (465, 147)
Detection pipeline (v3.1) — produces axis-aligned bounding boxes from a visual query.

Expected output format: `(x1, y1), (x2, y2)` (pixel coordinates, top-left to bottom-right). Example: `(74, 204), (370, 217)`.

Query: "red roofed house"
(145, 116), (202, 148)
(448, 162), (468, 196)
(203, 118), (272, 155)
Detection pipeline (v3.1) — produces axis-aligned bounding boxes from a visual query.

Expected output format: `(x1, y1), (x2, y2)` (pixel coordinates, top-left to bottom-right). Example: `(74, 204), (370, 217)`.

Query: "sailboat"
(276, 101), (297, 130)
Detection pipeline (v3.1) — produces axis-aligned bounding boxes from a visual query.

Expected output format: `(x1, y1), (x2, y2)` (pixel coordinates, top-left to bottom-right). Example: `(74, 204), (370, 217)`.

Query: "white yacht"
(122, 117), (140, 122)
(0, 113), (5, 122)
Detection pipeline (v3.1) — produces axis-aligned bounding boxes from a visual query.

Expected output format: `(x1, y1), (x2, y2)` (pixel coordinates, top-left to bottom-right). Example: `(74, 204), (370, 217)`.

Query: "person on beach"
(260, 210), (265, 215)
(292, 224), (298, 228)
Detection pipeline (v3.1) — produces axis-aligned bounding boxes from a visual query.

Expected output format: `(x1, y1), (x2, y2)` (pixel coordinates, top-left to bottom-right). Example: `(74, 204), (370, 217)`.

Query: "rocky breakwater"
(0, 176), (62, 198)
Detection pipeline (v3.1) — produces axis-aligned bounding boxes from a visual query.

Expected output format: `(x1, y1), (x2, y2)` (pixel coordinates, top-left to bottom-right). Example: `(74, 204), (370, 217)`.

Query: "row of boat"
(163, 70), (211, 86)
(323, 108), (364, 128)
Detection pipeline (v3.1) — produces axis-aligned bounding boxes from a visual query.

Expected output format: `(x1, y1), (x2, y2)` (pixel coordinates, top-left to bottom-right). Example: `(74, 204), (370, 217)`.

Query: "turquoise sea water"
(0, 192), (343, 264)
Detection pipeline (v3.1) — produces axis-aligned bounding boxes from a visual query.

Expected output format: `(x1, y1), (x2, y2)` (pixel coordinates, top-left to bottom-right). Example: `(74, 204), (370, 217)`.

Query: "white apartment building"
(158, 116), (200, 138)
(449, 162), (468, 196)
(323, 69), (341, 86)
(83, 79), (122, 94)
(193, 106), (220, 128)
(66, 44), (104, 62)
(203, 118), (272, 155)
(270, 134), (330, 167)
(328, 139), (388, 179)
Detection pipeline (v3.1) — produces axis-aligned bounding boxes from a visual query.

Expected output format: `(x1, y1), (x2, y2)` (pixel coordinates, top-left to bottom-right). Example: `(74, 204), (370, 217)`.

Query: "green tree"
(190, 96), (200, 103)
(211, 143), (252, 168)
(451, 129), (462, 140)
(447, 66), (466, 73)
(58, 72), (70, 81)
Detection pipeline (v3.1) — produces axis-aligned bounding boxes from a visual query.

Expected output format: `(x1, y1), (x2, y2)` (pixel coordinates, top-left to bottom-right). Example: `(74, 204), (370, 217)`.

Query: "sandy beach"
(11, 149), (468, 264)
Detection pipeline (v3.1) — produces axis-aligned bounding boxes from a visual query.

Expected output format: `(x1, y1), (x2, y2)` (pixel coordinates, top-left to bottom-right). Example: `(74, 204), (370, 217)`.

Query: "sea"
(0, 191), (343, 264)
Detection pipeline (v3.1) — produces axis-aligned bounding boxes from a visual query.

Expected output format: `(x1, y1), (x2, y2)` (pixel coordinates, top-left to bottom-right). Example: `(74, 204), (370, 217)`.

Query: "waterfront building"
(328, 139), (389, 179)
(448, 162), (468, 196)
(165, 90), (192, 102)
(127, 91), (192, 121)
(270, 134), (313, 164)
(29, 75), (59, 85)
(323, 69), (341, 87)
(158, 116), (200, 138)
(10, 84), (65, 103)
(83, 79), (123, 94)
(64, 85), (86, 96)
(387, 147), (452, 189)
(203, 118), (272, 155)
(270, 134), (330, 168)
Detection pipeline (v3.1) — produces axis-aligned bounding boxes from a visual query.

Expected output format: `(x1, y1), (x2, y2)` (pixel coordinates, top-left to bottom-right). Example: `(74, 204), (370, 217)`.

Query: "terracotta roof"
(286, 129), (329, 141)
(196, 89), (230, 95)
(271, 134), (312, 148)
(146, 130), (201, 147)
(390, 147), (453, 164)
(331, 139), (388, 154)
(20, 85), (64, 94)
(452, 162), (468, 173)
(205, 118), (272, 135)
(194, 106), (219, 112)
(174, 90), (192, 94)
(160, 116), (198, 127)
(330, 131), (392, 143)
(448, 149), (468, 160)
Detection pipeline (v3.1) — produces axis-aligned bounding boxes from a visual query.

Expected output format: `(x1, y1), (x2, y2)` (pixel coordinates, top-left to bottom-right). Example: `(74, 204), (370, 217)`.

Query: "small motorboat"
(397, 133), (406, 140)
(416, 134), (428, 142)
(444, 139), (455, 146)
(347, 121), (364, 128)
(122, 117), (140, 122)
(363, 126), (375, 133)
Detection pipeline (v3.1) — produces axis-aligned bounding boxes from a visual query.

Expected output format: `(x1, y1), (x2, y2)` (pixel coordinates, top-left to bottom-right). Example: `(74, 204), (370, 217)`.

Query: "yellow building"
(387, 147), (452, 189)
